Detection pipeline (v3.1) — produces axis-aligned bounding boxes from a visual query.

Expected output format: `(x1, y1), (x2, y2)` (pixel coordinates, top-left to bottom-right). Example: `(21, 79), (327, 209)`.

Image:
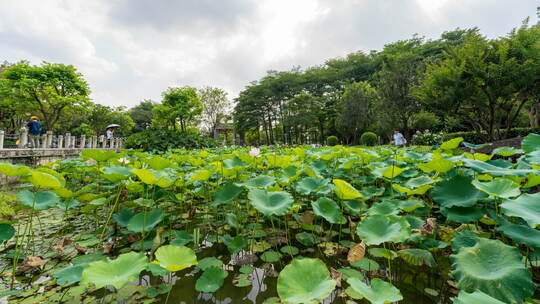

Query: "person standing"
(106, 127), (114, 148)
(27, 116), (42, 148)
(393, 129), (407, 147)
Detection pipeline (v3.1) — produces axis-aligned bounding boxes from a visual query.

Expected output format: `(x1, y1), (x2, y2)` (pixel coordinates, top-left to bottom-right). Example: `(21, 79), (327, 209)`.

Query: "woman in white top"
(393, 129), (407, 147)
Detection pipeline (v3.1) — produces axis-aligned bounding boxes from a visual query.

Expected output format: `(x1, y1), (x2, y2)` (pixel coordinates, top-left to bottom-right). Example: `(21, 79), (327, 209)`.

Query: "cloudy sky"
(1, 0), (538, 108)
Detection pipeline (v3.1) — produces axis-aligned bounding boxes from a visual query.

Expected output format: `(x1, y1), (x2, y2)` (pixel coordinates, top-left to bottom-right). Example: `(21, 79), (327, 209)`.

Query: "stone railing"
(0, 128), (124, 150)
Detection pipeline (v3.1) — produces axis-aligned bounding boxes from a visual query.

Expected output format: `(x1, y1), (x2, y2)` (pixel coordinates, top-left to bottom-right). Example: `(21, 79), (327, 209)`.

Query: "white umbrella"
(106, 124), (120, 129)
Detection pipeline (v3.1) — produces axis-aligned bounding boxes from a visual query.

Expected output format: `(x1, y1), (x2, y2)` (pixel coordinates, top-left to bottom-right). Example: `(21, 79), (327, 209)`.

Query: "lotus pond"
(1, 134), (540, 304)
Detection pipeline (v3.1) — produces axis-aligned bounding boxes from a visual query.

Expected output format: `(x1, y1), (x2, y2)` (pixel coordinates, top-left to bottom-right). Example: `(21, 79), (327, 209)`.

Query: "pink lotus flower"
(249, 147), (260, 157)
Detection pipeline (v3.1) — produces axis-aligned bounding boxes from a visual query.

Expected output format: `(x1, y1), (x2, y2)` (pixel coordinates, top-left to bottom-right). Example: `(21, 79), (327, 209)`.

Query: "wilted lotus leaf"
(81, 252), (148, 289)
(347, 278), (403, 304)
(153, 245), (197, 271)
(248, 189), (293, 216)
(277, 258), (336, 304)
(347, 242), (366, 263)
(451, 238), (534, 303)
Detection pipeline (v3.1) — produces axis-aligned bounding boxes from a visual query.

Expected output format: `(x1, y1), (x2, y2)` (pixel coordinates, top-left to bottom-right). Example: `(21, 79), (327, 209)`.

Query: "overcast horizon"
(1, 0), (538, 108)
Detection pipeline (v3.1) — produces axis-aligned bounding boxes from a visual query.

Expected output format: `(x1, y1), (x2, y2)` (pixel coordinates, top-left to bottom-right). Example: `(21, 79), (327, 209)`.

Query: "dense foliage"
(1, 134), (539, 303)
(123, 128), (217, 151)
(233, 21), (540, 145)
(359, 132), (378, 146)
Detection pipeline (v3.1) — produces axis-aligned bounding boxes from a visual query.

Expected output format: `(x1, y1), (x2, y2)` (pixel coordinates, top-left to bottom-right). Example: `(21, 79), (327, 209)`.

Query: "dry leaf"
(74, 245), (88, 253)
(347, 242), (366, 263)
(300, 211), (315, 225)
(52, 237), (73, 251)
(22, 256), (47, 268)
(127, 234), (140, 242)
(413, 217), (437, 235)
(330, 267), (342, 287)
(103, 243), (113, 254)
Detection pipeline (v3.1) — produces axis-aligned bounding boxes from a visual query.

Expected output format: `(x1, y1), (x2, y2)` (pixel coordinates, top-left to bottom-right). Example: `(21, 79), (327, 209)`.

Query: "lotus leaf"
(441, 205), (484, 223)
(462, 159), (536, 177)
(312, 197), (346, 224)
(27, 170), (63, 189)
(358, 186), (385, 199)
(333, 179), (362, 200)
(351, 258), (379, 271)
(500, 192), (540, 228)
(127, 208), (164, 233)
(398, 249), (436, 267)
(241, 175), (276, 188)
(102, 166), (132, 182)
(356, 215), (410, 245)
(472, 179), (520, 198)
(451, 231), (480, 252)
(261, 250), (282, 262)
(451, 238), (534, 303)
(417, 159), (454, 173)
(337, 268), (364, 281)
(81, 252), (148, 289)
(248, 189), (293, 216)
(367, 200), (400, 216)
(198, 257), (223, 270)
(496, 220), (540, 247)
(296, 232), (319, 247)
(347, 278), (403, 304)
(453, 290), (506, 304)
(0, 224), (15, 241)
(112, 209), (135, 227)
(221, 235), (248, 253)
(17, 190), (60, 210)
(463, 142), (491, 150)
(398, 199), (425, 212)
(368, 248), (397, 260)
(81, 149), (118, 162)
(296, 177), (327, 195)
(212, 183), (243, 206)
(521, 133), (540, 153)
(382, 165), (406, 179)
(0, 162), (30, 176)
(277, 258), (336, 304)
(343, 199), (368, 215)
(280, 246), (299, 255)
(432, 175), (487, 208)
(154, 245), (197, 271)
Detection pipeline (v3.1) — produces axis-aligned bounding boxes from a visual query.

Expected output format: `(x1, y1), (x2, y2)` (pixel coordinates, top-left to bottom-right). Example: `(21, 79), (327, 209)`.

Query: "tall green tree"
(0, 62), (90, 130)
(336, 81), (377, 144)
(198, 87), (230, 137)
(129, 100), (156, 133)
(152, 87), (203, 131)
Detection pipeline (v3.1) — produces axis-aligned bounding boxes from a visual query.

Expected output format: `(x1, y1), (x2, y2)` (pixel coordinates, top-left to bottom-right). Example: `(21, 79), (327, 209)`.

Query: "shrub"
(409, 111), (441, 131)
(412, 130), (444, 146)
(327, 136), (339, 146)
(442, 131), (488, 144)
(360, 132), (378, 146)
(124, 129), (217, 152)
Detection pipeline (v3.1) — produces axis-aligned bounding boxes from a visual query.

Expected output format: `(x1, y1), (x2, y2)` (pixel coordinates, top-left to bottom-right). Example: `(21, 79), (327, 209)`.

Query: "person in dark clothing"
(27, 116), (42, 148)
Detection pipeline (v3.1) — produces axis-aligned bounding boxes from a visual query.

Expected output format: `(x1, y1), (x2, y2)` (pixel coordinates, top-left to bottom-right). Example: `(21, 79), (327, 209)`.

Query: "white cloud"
(0, 0), (538, 107)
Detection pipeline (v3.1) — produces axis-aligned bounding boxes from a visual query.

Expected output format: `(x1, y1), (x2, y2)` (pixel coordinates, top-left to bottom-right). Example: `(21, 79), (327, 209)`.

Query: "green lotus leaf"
(392, 184), (432, 195)
(197, 257), (223, 271)
(58, 198), (80, 210)
(153, 245), (197, 271)
(280, 246), (299, 255)
(241, 175), (276, 188)
(350, 258), (380, 271)
(189, 169), (212, 182)
(462, 159), (536, 177)
(440, 137), (463, 150)
(523, 172), (540, 188)
(398, 199), (425, 212)
(492, 146), (524, 157)
(225, 213), (241, 229)
(112, 209), (135, 227)
(432, 175), (487, 208)
(462, 142), (491, 150)
(343, 199), (368, 215)
(398, 249), (436, 267)
(0, 162), (30, 176)
(261, 250), (282, 262)
(133, 198), (154, 208)
(248, 189), (293, 216)
(102, 166), (132, 182)
(127, 208), (163, 233)
(500, 192), (540, 228)
(441, 205), (484, 223)
(356, 215), (410, 245)
(132, 169), (175, 187)
(17, 190), (60, 210)
(143, 156), (174, 170)
(367, 200), (400, 216)
(312, 197), (346, 224)
(347, 278), (403, 304)
(54, 265), (86, 286)
(450, 238), (534, 303)
(472, 179), (520, 198)
(81, 252), (148, 289)
(296, 232), (320, 247)
(296, 177), (327, 195)
(223, 156), (247, 168)
(453, 290), (506, 304)
(368, 248), (397, 260)
(496, 220), (540, 247)
(81, 149), (118, 162)
(382, 165), (407, 179)
(358, 186), (385, 200)
(451, 231), (480, 252)
(170, 230), (193, 246)
(277, 258), (336, 304)
(337, 268), (364, 281)
(28, 170), (62, 189)
(521, 133), (540, 153)
(0, 224), (15, 242)
(333, 179), (363, 200)
(212, 183), (243, 206)
(195, 266), (228, 293)
(417, 159), (454, 173)
(146, 263), (170, 276)
(221, 235), (248, 253)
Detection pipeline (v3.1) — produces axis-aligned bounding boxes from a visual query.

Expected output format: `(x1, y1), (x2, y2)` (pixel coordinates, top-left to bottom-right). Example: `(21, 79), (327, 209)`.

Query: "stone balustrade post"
(46, 131), (53, 148)
(65, 133), (71, 148)
(80, 135), (86, 148)
(0, 130), (4, 150)
(115, 138), (120, 149)
(40, 134), (47, 148)
(57, 135), (64, 149)
(71, 136), (76, 148)
(99, 135), (106, 148)
(19, 127), (28, 148)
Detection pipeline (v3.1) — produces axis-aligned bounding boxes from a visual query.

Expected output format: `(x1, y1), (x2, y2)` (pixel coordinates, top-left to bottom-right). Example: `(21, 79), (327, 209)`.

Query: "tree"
(198, 87), (230, 137)
(336, 81), (377, 144)
(152, 87), (203, 131)
(129, 100), (156, 133)
(0, 62), (90, 130)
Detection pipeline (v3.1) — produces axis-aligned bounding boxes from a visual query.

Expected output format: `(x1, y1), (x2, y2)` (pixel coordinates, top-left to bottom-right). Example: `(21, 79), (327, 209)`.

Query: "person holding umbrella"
(106, 124), (120, 147)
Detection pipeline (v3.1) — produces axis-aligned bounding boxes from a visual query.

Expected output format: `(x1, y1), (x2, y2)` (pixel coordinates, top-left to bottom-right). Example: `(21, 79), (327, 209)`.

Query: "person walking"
(27, 116), (42, 148)
(393, 129), (407, 147)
